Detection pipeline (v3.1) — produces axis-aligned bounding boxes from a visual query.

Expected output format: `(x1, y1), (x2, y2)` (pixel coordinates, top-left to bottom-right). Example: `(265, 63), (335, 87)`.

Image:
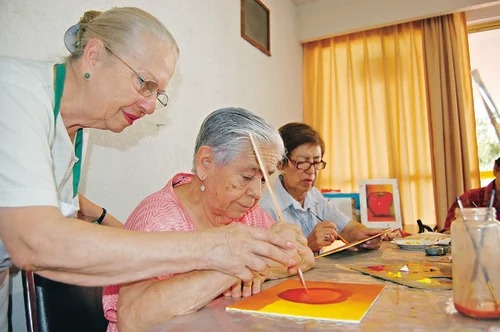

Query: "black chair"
(22, 271), (108, 332)
(416, 219), (435, 233)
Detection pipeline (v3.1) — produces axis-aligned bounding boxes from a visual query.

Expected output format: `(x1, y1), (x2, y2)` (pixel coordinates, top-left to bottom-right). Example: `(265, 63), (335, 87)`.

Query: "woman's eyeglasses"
(106, 47), (169, 109)
(288, 158), (327, 171)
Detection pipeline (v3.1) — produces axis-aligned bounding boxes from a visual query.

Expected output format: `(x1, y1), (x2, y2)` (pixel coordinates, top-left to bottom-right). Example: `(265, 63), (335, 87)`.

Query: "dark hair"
(495, 157), (500, 168)
(278, 122), (325, 164)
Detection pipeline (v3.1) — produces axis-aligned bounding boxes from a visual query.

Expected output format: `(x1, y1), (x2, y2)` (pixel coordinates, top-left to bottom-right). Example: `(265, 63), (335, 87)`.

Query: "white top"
(0, 56), (80, 270)
(259, 175), (349, 237)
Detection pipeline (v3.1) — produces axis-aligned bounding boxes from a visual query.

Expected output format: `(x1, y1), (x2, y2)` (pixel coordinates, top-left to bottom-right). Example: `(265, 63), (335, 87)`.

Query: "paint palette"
(392, 233), (450, 251)
(349, 262), (452, 289)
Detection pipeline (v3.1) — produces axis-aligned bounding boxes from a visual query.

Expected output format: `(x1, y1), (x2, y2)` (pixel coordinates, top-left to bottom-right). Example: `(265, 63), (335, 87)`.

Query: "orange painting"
(226, 280), (385, 323)
(359, 179), (402, 230)
(365, 184), (396, 222)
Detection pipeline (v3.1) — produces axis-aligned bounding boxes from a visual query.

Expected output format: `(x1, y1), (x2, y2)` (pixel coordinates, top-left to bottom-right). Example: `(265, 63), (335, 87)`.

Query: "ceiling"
(290, 0), (500, 24)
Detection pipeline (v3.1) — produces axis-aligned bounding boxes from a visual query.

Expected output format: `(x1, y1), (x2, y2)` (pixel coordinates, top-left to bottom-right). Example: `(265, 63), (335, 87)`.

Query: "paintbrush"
(486, 189), (498, 309)
(307, 208), (349, 245)
(248, 133), (309, 293)
(488, 189), (495, 208)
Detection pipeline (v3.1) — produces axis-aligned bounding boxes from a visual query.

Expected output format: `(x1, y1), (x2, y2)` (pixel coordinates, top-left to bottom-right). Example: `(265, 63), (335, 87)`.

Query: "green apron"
(54, 63), (83, 197)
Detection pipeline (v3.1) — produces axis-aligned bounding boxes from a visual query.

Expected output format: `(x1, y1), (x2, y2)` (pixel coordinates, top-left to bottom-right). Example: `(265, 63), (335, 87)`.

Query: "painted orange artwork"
(226, 280), (385, 323)
(365, 184), (396, 222)
(359, 179), (402, 229)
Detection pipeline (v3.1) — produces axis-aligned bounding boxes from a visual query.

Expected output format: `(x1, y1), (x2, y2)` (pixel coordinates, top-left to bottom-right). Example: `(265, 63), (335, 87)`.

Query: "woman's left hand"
(353, 227), (383, 250)
(223, 274), (265, 298)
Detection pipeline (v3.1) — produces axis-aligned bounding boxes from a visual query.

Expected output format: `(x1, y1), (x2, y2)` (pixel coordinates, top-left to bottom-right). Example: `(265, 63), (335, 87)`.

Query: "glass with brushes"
(451, 207), (500, 319)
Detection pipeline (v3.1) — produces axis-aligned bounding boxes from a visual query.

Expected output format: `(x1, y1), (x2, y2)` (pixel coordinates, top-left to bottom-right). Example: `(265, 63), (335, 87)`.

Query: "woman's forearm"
(0, 206), (295, 285)
(117, 271), (237, 332)
(1, 206), (206, 285)
(77, 194), (123, 228)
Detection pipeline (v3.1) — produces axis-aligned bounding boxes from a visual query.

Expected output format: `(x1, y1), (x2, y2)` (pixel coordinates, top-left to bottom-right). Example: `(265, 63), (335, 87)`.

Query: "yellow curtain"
(422, 13), (479, 230)
(303, 13), (478, 229)
(303, 21), (435, 226)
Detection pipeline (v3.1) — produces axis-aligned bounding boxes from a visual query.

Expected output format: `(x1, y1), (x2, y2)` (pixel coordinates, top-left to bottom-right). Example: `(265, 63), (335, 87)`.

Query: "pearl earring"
(200, 184), (206, 192)
(83, 72), (91, 80)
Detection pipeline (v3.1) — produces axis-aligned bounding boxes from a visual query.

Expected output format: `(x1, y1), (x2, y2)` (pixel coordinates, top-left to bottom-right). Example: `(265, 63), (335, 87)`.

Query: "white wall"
(0, 0), (303, 221)
(296, 0), (500, 41)
(0, 0), (303, 330)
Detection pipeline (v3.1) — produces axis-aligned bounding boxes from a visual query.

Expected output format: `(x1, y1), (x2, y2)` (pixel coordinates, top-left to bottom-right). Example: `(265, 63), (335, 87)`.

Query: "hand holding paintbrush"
(248, 133), (311, 292)
(307, 208), (349, 245)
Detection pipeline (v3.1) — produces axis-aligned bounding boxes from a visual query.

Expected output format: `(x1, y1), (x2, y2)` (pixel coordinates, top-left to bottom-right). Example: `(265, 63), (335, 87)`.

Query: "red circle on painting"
(278, 288), (352, 304)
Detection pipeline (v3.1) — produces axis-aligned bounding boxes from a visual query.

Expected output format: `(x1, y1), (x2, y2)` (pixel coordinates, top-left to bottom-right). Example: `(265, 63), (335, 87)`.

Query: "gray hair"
(68, 7), (179, 61)
(193, 107), (285, 171)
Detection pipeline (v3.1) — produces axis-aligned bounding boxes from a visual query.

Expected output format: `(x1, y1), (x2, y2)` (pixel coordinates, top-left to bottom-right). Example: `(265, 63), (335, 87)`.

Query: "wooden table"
(151, 242), (498, 331)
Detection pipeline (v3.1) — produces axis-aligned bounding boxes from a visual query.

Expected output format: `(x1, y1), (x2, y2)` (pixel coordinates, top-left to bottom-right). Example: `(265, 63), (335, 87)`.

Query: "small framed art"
(359, 179), (402, 229)
(241, 0), (270, 56)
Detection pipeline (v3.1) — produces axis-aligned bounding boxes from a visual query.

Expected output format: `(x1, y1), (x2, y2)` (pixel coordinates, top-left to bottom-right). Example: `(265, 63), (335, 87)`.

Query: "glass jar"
(451, 207), (500, 319)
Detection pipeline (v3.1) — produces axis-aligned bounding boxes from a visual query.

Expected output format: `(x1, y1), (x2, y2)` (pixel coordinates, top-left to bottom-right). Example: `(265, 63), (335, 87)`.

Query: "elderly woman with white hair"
(102, 107), (315, 332)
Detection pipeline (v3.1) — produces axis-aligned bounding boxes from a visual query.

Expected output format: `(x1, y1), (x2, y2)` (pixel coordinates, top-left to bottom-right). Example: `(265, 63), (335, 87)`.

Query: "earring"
(83, 72), (91, 80)
(200, 184), (206, 192)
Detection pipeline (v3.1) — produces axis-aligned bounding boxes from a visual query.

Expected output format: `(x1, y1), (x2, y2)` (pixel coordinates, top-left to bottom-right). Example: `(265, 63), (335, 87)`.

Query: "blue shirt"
(259, 176), (350, 237)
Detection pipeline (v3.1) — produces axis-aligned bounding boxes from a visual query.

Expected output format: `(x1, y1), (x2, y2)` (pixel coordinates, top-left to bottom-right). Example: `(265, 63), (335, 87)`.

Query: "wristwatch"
(93, 207), (107, 225)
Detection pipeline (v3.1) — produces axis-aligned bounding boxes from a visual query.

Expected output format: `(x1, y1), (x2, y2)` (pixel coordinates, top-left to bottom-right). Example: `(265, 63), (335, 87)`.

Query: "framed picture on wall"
(241, 0), (271, 56)
(359, 179), (402, 230)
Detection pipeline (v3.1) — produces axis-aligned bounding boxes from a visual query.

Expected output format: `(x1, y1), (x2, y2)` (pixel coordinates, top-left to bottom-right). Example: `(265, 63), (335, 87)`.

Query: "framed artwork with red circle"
(359, 179), (402, 230)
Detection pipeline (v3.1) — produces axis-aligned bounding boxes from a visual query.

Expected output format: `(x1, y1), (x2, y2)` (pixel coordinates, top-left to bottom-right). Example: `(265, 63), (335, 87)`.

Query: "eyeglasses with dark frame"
(288, 158), (327, 171)
(105, 47), (169, 109)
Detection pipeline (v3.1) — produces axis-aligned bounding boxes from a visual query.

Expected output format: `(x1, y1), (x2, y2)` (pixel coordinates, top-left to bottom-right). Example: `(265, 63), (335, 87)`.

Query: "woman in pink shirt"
(103, 107), (315, 332)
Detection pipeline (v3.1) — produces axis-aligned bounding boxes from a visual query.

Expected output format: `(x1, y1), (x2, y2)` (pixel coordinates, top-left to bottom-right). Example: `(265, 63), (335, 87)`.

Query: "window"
(468, 24), (500, 186)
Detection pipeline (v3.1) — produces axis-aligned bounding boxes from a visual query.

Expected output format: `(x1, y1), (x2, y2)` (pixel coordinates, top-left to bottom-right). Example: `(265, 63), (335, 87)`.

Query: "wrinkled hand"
(202, 223), (296, 282)
(306, 221), (339, 252)
(271, 222), (307, 245)
(223, 274), (265, 298)
(381, 228), (400, 241)
(266, 223), (315, 278)
(353, 227), (383, 250)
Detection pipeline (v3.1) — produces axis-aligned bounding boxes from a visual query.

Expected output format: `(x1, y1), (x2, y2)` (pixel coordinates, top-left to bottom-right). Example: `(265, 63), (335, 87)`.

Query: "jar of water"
(451, 207), (500, 319)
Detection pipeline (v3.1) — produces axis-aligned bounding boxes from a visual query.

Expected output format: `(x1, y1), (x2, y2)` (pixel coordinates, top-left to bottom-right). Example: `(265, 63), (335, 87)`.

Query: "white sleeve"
(0, 68), (58, 207)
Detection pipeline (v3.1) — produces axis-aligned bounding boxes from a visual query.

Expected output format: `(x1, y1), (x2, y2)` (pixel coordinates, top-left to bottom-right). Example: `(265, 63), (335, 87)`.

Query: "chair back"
(22, 270), (108, 332)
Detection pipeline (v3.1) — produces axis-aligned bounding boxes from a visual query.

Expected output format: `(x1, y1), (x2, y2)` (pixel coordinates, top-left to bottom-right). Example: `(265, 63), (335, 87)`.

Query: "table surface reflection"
(151, 242), (498, 332)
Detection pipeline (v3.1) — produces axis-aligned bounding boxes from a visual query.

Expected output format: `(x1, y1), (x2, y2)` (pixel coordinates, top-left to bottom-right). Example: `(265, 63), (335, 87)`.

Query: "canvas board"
(315, 232), (386, 258)
(359, 179), (402, 229)
(226, 280), (385, 323)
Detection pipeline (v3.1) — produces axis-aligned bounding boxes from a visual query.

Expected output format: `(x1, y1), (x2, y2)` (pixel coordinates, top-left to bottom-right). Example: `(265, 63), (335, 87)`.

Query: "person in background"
(0, 8), (296, 330)
(102, 108), (315, 332)
(259, 122), (385, 253)
(442, 157), (500, 233)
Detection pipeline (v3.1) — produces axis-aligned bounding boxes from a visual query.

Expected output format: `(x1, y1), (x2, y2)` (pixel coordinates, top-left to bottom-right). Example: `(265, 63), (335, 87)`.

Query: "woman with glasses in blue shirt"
(259, 122), (384, 253)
